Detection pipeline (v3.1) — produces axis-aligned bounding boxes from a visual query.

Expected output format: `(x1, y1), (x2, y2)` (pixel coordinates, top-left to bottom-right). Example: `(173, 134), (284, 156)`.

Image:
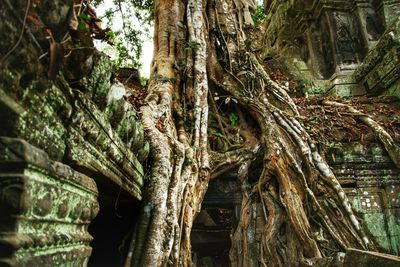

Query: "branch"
(1, 0), (31, 64)
(210, 144), (260, 180)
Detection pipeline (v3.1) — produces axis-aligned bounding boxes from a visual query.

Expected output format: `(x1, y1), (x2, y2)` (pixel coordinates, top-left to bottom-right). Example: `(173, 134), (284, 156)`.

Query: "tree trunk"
(130, 0), (380, 266)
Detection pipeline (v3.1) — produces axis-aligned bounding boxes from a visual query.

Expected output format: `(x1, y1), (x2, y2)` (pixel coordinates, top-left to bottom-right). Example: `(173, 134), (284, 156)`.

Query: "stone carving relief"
(262, 0), (400, 96)
(0, 137), (99, 266)
(310, 18), (335, 79)
(334, 12), (359, 66)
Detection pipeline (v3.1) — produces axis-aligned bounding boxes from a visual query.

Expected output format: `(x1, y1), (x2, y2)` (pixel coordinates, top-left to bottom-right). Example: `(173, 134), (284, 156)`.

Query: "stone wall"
(262, 0), (400, 97)
(258, 0), (400, 259)
(328, 143), (400, 254)
(0, 0), (148, 265)
(353, 19), (400, 98)
(0, 137), (98, 266)
(224, 142), (400, 265)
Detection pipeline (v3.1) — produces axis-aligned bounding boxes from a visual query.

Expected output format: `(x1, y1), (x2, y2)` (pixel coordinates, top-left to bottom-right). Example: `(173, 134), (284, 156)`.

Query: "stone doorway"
(191, 178), (242, 266)
(88, 188), (140, 267)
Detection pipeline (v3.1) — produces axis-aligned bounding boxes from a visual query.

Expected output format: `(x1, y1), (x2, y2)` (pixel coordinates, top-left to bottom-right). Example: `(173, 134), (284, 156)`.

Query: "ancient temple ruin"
(262, 0), (400, 97)
(1, 0), (399, 266)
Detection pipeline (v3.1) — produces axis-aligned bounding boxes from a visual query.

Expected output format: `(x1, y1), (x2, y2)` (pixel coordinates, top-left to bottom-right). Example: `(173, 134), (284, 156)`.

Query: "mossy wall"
(0, 0), (149, 265)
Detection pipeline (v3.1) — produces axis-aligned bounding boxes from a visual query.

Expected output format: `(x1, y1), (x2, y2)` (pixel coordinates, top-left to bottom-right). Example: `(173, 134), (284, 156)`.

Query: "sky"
(94, 1), (154, 78)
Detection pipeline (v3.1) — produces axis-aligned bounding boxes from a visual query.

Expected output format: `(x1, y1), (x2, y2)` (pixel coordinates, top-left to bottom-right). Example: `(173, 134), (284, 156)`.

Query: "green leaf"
(210, 129), (224, 138)
(252, 5), (266, 27)
(79, 12), (90, 21)
(229, 112), (239, 127)
(78, 21), (87, 30)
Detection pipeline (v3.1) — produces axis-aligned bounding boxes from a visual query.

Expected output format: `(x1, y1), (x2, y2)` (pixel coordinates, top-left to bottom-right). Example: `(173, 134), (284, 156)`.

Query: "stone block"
(84, 53), (114, 111)
(325, 75), (366, 97)
(0, 137), (99, 267)
(353, 17), (400, 97)
(343, 248), (400, 267)
(387, 185), (400, 208)
(345, 189), (396, 252)
(388, 79), (400, 98)
(0, 75), (69, 162)
(374, 0), (400, 28)
(202, 179), (241, 206)
(364, 47), (400, 94)
(65, 91), (144, 200)
(386, 208), (400, 254)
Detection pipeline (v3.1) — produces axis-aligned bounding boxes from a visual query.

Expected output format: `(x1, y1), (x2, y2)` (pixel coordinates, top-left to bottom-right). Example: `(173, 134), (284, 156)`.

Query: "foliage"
(92, 0), (154, 69)
(139, 76), (149, 86)
(78, 12), (90, 30)
(229, 112), (239, 127)
(252, 4), (266, 27)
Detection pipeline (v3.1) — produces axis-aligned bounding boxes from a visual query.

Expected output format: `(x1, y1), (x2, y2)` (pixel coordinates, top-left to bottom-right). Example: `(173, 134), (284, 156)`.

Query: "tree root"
(131, 1), (383, 266)
(323, 100), (400, 168)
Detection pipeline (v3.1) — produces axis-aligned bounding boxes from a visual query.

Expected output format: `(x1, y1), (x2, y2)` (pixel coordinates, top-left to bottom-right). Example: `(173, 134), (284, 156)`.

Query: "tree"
(91, 0), (154, 69)
(130, 0), (383, 266)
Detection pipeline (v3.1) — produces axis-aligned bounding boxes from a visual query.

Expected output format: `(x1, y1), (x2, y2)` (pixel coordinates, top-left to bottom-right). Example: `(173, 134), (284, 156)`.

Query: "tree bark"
(130, 0), (389, 266)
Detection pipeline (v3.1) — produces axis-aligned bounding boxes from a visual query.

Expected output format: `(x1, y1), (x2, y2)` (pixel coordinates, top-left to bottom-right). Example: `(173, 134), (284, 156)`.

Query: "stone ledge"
(343, 248), (400, 266)
(0, 137), (99, 267)
(0, 137), (97, 193)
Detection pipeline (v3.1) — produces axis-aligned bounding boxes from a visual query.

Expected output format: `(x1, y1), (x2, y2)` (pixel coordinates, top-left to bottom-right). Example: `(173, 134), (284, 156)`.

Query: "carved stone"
(0, 137), (99, 266)
(262, 0), (400, 97)
(327, 142), (400, 254)
(0, 1), (149, 264)
(0, 0), (149, 202)
(353, 17), (400, 97)
(65, 90), (145, 200)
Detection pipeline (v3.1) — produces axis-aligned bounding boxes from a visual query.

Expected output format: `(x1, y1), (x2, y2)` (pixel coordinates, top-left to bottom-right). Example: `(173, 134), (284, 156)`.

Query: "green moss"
(363, 213), (390, 249)
(387, 211), (400, 254)
(85, 53), (114, 110)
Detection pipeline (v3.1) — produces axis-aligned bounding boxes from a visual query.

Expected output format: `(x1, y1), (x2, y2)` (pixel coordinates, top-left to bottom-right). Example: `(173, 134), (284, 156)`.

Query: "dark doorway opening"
(88, 188), (140, 267)
(191, 177), (242, 267)
(191, 207), (234, 266)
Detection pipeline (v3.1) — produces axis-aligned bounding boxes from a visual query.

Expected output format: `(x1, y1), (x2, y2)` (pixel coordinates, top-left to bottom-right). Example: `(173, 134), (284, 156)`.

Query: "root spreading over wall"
(129, 0), (398, 266)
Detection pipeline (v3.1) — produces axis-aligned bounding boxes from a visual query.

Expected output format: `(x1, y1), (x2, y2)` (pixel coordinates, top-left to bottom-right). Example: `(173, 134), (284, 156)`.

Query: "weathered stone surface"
(262, 0), (400, 97)
(373, 0), (400, 28)
(343, 248), (400, 266)
(0, 0), (148, 201)
(0, 1), (150, 264)
(202, 179), (242, 206)
(0, 79), (71, 162)
(0, 0), (71, 161)
(65, 89), (145, 200)
(0, 137), (99, 267)
(83, 52), (115, 111)
(327, 143), (400, 254)
(353, 17), (400, 97)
